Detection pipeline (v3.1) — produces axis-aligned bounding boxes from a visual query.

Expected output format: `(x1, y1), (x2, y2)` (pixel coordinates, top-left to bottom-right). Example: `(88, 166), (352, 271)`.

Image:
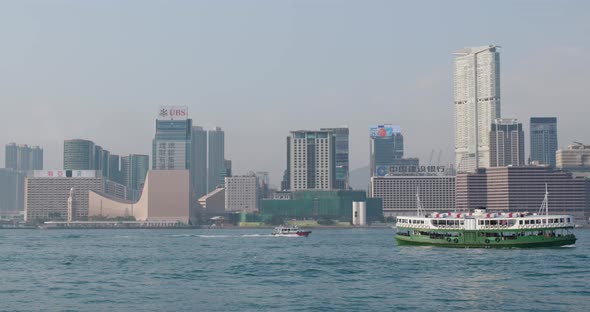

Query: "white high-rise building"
(289, 130), (334, 191)
(454, 45), (501, 172)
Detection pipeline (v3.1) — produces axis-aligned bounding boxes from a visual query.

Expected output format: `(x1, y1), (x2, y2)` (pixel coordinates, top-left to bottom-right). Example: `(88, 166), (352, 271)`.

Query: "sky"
(1, 0), (589, 186)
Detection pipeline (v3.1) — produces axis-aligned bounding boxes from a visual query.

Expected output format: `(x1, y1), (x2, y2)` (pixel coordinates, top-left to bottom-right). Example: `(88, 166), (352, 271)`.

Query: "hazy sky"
(1, 0), (589, 186)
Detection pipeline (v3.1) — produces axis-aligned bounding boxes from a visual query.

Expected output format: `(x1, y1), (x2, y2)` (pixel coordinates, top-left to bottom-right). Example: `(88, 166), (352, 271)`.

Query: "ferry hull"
(395, 233), (576, 248)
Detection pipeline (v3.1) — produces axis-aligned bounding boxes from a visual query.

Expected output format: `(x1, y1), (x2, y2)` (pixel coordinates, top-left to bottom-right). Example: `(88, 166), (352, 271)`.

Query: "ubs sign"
(158, 106), (188, 120)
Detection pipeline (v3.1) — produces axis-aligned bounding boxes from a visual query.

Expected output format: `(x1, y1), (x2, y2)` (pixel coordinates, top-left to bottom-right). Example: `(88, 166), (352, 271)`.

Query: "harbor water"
(1, 228), (589, 311)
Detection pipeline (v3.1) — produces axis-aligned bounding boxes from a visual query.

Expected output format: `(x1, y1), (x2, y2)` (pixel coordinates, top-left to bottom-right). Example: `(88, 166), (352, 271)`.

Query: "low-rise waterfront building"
(24, 170), (103, 222)
(261, 190), (382, 223)
(88, 170), (195, 224)
(556, 143), (590, 178)
(370, 175), (456, 217)
(456, 166), (587, 222)
(199, 187), (225, 213)
(225, 175), (259, 212)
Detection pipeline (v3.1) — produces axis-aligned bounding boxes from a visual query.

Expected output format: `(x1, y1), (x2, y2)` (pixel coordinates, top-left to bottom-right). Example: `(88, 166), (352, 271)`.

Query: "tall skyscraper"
(369, 125), (404, 177)
(191, 126), (208, 198)
(5, 143), (18, 170)
(207, 127), (225, 192)
(64, 139), (96, 170)
(281, 136), (291, 191)
(120, 154), (149, 199)
(5, 143), (43, 171)
(454, 45), (501, 172)
(289, 130), (335, 191)
(30, 146), (43, 170)
(489, 118), (525, 167)
(108, 154), (121, 183)
(530, 117), (558, 167)
(152, 106), (192, 171)
(320, 127), (350, 189)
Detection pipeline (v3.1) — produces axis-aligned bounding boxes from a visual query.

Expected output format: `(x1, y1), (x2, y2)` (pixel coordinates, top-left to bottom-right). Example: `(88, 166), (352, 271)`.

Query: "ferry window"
(460, 221), (464, 225)
(560, 218), (564, 223)
(519, 220), (523, 225)
(542, 219), (547, 224)
(508, 220), (515, 226)
(536, 220), (541, 224)
(567, 218), (571, 223)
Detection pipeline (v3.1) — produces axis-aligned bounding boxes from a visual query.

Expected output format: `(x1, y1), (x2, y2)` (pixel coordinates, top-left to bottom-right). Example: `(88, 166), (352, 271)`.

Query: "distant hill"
(349, 165), (369, 191)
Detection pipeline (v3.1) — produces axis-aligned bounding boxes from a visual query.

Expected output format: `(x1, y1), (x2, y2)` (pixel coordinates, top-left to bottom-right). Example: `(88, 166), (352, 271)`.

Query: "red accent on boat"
(448, 212), (451, 216)
(456, 214), (461, 218)
(509, 213), (513, 217)
(486, 213), (490, 218)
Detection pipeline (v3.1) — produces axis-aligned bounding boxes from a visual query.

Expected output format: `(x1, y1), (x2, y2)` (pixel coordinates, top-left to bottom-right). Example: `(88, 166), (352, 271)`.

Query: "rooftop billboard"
(369, 125), (401, 138)
(158, 106), (188, 121)
(33, 170), (98, 178)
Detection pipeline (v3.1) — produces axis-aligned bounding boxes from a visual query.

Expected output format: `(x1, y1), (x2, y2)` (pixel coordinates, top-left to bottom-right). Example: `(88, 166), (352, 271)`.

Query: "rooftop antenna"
(537, 184), (549, 216)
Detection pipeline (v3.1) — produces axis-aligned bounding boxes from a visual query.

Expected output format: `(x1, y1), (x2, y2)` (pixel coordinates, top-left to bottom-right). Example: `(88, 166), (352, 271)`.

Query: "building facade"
(191, 126), (208, 198)
(530, 117), (558, 167)
(24, 170), (103, 222)
(0, 169), (26, 214)
(454, 45), (501, 172)
(224, 175), (259, 212)
(152, 106), (192, 171)
(289, 130), (335, 191)
(64, 139), (96, 170)
(556, 143), (590, 178)
(456, 166), (587, 222)
(369, 125), (404, 177)
(207, 127), (225, 192)
(370, 175), (456, 217)
(88, 170), (195, 224)
(5, 143), (43, 171)
(261, 190), (382, 222)
(489, 118), (524, 167)
(321, 127), (350, 189)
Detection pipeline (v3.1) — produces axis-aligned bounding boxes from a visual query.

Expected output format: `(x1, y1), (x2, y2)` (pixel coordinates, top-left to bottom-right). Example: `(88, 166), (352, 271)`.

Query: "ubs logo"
(159, 109), (169, 118)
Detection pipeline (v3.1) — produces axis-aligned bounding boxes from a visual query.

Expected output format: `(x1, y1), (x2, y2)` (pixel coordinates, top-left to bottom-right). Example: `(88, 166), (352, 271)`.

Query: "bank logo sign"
(158, 106), (188, 120)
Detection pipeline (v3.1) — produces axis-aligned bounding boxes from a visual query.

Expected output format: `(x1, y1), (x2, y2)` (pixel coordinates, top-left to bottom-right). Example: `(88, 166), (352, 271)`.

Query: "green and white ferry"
(395, 190), (576, 248)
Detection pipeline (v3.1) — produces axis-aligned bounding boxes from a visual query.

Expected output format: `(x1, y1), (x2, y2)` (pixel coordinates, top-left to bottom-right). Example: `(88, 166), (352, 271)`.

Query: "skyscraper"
(281, 136), (291, 191)
(120, 154), (149, 199)
(489, 118), (525, 167)
(369, 125), (404, 177)
(30, 146), (43, 170)
(530, 117), (558, 167)
(152, 106), (192, 171)
(320, 127), (350, 189)
(191, 126), (208, 198)
(64, 139), (96, 170)
(207, 127), (225, 192)
(108, 154), (121, 183)
(5, 143), (17, 170)
(454, 45), (501, 172)
(5, 143), (43, 171)
(289, 130), (335, 191)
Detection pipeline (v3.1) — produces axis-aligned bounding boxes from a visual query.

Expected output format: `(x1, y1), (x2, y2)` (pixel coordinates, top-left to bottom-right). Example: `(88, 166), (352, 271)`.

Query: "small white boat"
(271, 225), (312, 237)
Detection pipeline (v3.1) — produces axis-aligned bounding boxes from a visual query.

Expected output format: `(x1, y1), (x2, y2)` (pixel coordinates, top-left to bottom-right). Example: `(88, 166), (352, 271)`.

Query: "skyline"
(1, 1), (589, 185)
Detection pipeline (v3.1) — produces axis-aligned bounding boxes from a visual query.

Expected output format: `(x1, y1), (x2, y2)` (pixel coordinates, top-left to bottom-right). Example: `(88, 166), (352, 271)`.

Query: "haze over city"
(1, 0), (589, 185)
